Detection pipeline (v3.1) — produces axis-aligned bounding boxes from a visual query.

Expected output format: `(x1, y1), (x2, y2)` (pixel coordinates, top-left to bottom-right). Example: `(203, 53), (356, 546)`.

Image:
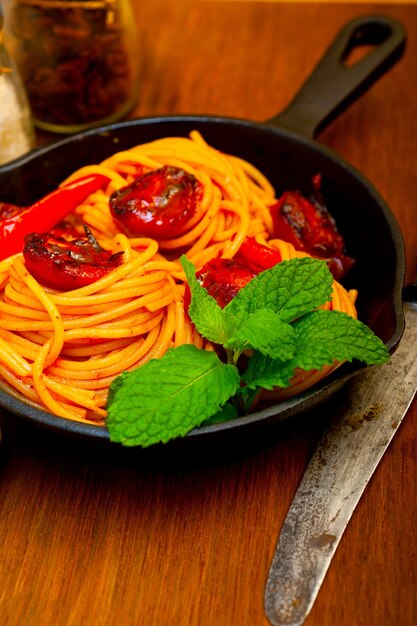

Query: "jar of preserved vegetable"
(0, 4), (35, 164)
(4, 0), (140, 133)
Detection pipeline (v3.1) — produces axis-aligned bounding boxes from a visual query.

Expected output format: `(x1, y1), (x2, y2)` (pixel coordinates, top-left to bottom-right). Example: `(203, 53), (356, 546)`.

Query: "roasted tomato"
(49, 220), (82, 239)
(271, 174), (354, 279)
(195, 258), (258, 308)
(23, 228), (123, 290)
(109, 166), (202, 239)
(234, 237), (282, 272)
(184, 238), (282, 310)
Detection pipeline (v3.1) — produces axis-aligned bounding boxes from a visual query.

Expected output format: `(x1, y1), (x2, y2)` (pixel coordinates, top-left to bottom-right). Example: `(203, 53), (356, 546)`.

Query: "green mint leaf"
(287, 309), (390, 371)
(106, 344), (240, 447)
(225, 257), (333, 324)
(224, 308), (296, 360)
(201, 401), (239, 425)
(242, 309), (389, 391)
(242, 351), (294, 391)
(235, 384), (261, 415)
(180, 255), (234, 344)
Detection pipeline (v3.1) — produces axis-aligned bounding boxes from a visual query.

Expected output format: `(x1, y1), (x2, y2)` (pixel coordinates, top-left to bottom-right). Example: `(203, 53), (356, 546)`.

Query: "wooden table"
(1, 2), (417, 625)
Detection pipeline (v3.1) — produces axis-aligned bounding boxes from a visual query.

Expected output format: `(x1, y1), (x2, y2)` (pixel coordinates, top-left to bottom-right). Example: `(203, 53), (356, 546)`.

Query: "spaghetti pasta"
(0, 131), (358, 425)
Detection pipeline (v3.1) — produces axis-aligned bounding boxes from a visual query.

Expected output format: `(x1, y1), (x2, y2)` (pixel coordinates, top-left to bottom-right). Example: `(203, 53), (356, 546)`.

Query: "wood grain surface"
(1, 3), (416, 626)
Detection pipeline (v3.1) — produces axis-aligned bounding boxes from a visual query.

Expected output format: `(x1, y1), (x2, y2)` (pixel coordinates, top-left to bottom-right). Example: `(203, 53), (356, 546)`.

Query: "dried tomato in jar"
(4, 0), (139, 133)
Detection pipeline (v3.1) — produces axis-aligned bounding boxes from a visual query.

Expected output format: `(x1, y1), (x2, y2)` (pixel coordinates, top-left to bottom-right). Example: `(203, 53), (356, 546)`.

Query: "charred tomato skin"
(109, 165), (202, 239)
(271, 190), (346, 256)
(49, 220), (83, 239)
(271, 177), (354, 279)
(196, 258), (258, 308)
(23, 232), (123, 290)
(184, 238), (283, 311)
(183, 257), (257, 312)
(234, 237), (282, 273)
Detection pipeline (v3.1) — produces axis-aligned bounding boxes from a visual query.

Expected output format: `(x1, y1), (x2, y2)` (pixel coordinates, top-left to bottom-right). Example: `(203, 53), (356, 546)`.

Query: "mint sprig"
(107, 344), (240, 447)
(106, 255), (389, 447)
(224, 309), (296, 361)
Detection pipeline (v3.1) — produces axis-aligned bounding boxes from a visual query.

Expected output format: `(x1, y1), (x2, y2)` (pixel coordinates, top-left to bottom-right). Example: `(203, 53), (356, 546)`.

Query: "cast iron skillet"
(0, 15), (407, 447)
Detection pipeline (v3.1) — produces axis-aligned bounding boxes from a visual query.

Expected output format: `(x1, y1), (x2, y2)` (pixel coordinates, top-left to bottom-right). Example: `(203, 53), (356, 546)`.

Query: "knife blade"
(264, 300), (417, 626)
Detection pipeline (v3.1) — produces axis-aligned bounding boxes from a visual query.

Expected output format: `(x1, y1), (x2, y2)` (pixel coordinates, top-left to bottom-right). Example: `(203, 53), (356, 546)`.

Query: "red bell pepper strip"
(0, 174), (110, 261)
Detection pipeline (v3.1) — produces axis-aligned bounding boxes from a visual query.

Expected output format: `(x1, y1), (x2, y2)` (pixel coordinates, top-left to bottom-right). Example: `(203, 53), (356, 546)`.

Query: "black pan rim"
(0, 360), (361, 442)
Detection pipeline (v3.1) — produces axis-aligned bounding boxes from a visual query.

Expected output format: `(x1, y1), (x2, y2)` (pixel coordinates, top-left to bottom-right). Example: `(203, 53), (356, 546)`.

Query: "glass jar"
(4, 0), (140, 134)
(0, 5), (35, 164)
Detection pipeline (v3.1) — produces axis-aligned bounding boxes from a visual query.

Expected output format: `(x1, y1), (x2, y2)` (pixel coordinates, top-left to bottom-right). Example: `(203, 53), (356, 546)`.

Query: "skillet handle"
(267, 15), (406, 139)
